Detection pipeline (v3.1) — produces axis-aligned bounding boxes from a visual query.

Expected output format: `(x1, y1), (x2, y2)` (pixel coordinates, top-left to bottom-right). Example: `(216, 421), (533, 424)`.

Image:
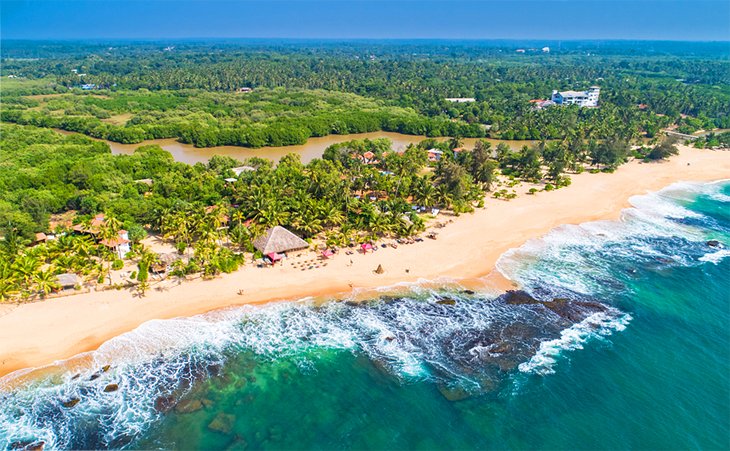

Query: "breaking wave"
(1, 180), (727, 449)
(497, 180), (730, 296)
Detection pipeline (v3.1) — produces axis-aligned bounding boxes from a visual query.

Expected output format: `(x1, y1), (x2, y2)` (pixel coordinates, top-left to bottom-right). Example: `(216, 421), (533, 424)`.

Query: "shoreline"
(1, 146), (728, 380)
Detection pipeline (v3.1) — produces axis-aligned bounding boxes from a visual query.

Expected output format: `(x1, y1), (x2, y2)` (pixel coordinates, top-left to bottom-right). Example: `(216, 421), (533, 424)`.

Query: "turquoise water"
(1, 181), (729, 450)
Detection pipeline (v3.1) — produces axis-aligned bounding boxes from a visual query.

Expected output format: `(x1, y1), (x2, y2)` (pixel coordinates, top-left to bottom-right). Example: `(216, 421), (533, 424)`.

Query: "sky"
(1, 0), (729, 41)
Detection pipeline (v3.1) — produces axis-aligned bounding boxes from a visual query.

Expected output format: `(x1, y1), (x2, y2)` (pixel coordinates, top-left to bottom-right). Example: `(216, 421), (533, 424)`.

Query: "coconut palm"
(0, 280), (19, 303)
(11, 254), (41, 291)
(33, 270), (60, 297)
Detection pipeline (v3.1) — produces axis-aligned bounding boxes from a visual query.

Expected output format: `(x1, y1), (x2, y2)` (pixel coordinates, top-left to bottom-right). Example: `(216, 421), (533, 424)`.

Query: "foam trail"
(518, 310), (632, 375)
(699, 249), (730, 265)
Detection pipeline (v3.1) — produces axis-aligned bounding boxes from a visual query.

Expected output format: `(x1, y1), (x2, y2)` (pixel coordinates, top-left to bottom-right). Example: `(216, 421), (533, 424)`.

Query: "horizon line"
(3, 37), (730, 43)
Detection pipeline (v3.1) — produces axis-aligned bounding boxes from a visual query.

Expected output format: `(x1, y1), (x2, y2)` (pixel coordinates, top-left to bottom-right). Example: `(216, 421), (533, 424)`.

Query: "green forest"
(2, 40), (729, 147)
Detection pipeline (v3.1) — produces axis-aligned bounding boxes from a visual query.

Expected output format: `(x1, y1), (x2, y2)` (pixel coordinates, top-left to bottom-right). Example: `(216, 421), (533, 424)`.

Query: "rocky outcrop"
(61, 397), (80, 408)
(154, 395), (177, 413)
(208, 412), (236, 435)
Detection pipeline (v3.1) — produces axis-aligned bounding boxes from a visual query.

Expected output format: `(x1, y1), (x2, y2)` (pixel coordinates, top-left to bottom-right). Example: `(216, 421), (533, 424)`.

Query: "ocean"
(1, 180), (729, 450)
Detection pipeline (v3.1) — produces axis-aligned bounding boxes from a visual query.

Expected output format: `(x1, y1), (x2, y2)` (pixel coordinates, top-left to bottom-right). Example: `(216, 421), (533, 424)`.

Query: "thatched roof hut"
(253, 226), (308, 255)
(56, 273), (80, 289)
(152, 252), (180, 273)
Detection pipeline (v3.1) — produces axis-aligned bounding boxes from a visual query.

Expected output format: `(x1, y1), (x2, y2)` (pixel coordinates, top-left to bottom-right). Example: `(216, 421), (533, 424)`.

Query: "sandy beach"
(1, 146), (728, 379)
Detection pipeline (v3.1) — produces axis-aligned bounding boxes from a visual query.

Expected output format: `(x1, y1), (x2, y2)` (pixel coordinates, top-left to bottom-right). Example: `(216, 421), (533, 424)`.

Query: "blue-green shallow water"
(1, 181), (729, 450)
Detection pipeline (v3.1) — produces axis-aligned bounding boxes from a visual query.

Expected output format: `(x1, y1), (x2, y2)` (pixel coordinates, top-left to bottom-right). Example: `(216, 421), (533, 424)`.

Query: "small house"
(427, 149), (444, 162)
(101, 230), (131, 260)
(56, 273), (80, 290)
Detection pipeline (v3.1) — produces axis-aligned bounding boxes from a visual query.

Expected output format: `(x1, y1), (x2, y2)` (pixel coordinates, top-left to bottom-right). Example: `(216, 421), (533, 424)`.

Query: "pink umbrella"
(361, 243), (373, 252)
(322, 249), (335, 258)
(267, 252), (283, 262)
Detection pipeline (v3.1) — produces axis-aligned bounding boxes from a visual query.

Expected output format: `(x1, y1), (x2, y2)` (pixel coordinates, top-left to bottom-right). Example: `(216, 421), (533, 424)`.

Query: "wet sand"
(0, 146), (728, 379)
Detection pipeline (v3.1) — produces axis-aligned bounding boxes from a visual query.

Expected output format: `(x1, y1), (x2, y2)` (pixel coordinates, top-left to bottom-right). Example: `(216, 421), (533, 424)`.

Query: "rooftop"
(253, 226), (308, 255)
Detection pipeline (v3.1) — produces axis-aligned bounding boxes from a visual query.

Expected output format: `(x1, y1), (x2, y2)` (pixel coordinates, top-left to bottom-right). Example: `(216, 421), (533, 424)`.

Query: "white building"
(445, 97), (476, 103)
(551, 86), (600, 107)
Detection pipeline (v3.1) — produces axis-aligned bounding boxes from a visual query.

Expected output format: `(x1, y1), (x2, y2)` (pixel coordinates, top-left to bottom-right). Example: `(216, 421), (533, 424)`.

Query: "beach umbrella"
(267, 252), (284, 262)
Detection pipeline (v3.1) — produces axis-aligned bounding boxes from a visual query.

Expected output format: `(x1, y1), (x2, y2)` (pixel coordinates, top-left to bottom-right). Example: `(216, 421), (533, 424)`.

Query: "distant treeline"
(2, 42), (729, 143)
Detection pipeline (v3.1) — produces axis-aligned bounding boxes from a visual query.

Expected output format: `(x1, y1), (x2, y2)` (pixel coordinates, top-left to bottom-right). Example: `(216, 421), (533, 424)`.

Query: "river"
(57, 130), (538, 165)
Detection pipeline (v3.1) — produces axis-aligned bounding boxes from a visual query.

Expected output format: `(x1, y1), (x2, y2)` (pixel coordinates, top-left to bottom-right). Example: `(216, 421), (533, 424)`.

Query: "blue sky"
(2, 0), (729, 41)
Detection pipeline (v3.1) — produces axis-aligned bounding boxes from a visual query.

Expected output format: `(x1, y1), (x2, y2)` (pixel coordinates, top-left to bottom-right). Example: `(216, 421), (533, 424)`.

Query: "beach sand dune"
(1, 146), (728, 378)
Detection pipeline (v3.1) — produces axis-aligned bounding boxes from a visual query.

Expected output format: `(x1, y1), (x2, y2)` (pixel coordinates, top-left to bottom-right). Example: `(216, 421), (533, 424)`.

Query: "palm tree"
(33, 270), (60, 297)
(71, 235), (94, 258)
(12, 254), (41, 291)
(0, 280), (19, 303)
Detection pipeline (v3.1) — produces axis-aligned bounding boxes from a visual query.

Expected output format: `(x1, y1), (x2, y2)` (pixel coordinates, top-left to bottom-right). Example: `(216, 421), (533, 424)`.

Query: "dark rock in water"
(61, 397), (80, 408)
(541, 298), (607, 323)
(574, 300), (608, 312)
(208, 412), (236, 435)
(437, 384), (472, 402)
(103, 384), (119, 393)
(462, 289), (475, 295)
(488, 341), (512, 355)
(502, 290), (540, 305)
(175, 398), (203, 414)
(89, 373), (100, 381)
(226, 435), (248, 450)
(207, 363), (223, 376)
(9, 440), (45, 450)
(101, 365), (111, 372)
(707, 240), (722, 248)
(436, 298), (456, 305)
(154, 395), (177, 413)
(107, 433), (134, 449)
(201, 398), (214, 408)
(70, 374), (80, 381)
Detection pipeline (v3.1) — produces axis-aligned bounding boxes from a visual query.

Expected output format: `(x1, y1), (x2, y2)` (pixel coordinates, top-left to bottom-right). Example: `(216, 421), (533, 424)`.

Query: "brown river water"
(57, 130), (538, 164)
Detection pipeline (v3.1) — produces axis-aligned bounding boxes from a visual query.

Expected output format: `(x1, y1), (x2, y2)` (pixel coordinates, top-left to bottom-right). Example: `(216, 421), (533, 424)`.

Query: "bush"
(112, 259), (124, 270)
(544, 183), (555, 191)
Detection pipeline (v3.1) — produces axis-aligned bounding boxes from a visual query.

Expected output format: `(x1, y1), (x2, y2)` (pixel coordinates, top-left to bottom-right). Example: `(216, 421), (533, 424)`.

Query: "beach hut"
(56, 273), (80, 290)
(33, 232), (48, 245)
(253, 226), (308, 256)
(152, 252), (179, 273)
(72, 213), (107, 235)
